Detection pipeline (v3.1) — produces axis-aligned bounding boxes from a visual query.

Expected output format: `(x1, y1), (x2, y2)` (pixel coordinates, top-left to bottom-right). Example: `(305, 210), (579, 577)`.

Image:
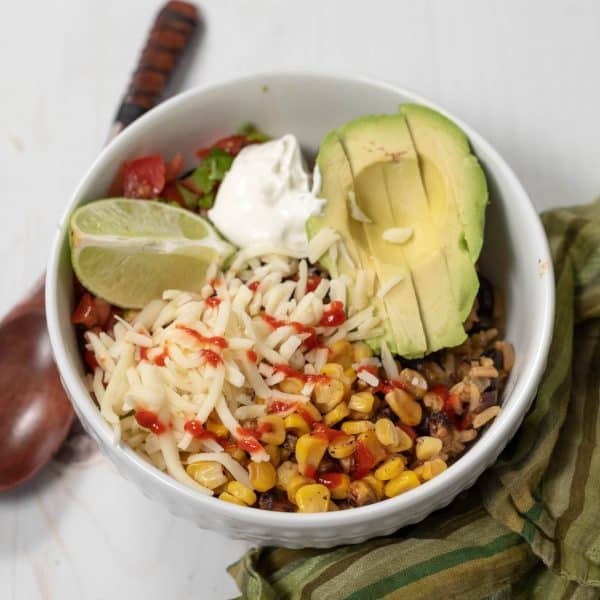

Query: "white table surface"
(1, 1), (598, 598)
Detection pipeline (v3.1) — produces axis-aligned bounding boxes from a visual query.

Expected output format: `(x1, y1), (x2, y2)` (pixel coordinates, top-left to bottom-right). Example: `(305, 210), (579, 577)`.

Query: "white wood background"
(1, 1), (599, 598)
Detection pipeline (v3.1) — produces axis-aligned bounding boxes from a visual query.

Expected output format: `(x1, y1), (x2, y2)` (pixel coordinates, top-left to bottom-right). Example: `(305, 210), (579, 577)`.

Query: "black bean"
(282, 432), (298, 454)
(428, 412), (451, 438)
(477, 275), (494, 316)
(477, 389), (498, 413)
(483, 348), (504, 370)
(402, 358), (424, 371)
(416, 415), (430, 436)
(258, 490), (295, 512)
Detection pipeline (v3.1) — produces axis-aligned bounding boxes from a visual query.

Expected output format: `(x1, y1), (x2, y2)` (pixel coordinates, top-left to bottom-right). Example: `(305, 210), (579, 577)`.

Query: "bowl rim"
(46, 70), (555, 529)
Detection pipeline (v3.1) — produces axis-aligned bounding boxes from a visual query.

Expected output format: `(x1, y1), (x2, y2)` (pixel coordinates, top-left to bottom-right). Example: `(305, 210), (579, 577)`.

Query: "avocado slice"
(338, 114), (466, 352)
(307, 132), (409, 355)
(400, 104), (487, 263)
(400, 104), (485, 319)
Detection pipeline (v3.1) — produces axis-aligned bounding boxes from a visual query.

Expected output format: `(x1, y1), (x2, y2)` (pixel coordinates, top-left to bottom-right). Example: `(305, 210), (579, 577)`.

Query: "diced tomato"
(196, 134), (253, 160)
(72, 293), (98, 328)
(248, 281), (260, 292)
(459, 413), (473, 431)
(352, 440), (375, 480)
(165, 152), (184, 182)
(161, 181), (185, 206)
(123, 154), (166, 199)
(246, 349), (257, 362)
(93, 297), (112, 329)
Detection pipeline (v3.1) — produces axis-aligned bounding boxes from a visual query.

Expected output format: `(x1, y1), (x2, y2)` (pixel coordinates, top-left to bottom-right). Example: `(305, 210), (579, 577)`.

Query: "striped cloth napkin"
(229, 200), (600, 600)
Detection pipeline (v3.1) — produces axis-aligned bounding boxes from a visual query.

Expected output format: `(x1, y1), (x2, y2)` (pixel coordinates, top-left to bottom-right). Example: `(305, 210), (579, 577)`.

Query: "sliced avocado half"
(308, 107), (486, 357)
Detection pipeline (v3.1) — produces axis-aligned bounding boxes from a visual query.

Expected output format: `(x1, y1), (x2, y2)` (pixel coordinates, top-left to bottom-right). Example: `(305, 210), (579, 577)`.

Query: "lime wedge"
(70, 198), (235, 308)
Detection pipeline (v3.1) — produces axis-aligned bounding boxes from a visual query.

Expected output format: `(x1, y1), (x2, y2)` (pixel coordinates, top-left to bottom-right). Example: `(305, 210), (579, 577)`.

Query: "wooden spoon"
(0, 0), (199, 492)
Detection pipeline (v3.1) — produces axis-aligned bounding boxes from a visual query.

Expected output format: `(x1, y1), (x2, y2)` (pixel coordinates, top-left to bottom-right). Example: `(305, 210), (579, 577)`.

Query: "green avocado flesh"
(307, 108), (487, 357)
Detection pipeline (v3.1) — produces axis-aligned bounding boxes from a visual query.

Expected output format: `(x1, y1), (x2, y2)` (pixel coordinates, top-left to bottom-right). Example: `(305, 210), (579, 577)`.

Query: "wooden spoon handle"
(109, 1), (199, 140)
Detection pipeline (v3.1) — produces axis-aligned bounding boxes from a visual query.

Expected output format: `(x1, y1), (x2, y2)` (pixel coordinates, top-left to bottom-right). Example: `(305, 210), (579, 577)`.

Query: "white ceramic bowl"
(46, 72), (554, 548)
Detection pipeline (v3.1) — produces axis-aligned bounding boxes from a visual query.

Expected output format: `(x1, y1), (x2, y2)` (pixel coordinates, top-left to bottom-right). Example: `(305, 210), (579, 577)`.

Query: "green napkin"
(229, 201), (600, 600)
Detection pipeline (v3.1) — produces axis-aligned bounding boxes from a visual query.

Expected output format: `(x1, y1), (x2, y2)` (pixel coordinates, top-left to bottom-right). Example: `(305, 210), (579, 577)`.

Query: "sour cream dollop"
(208, 134), (324, 255)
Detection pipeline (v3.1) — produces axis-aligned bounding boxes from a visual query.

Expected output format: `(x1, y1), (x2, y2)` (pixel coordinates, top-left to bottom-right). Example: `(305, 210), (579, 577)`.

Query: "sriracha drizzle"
(319, 300), (346, 327)
(135, 409), (169, 435)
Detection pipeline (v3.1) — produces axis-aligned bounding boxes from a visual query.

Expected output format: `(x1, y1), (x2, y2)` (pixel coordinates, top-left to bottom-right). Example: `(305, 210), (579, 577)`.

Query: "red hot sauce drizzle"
(135, 409), (169, 435)
(319, 300), (346, 327)
(176, 324), (228, 348)
(205, 296), (222, 308)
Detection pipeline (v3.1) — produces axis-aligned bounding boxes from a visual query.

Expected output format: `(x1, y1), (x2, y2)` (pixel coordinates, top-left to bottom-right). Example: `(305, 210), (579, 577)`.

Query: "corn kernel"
(328, 500), (340, 511)
(225, 445), (247, 463)
(415, 436), (443, 461)
(283, 413), (310, 436)
(323, 401), (350, 427)
(295, 484), (331, 513)
(352, 342), (373, 362)
(279, 377), (304, 394)
(219, 491), (246, 506)
(313, 379), (345, 413)
(226, 481), (257, 506)
(385, 470), (421, 497)
(257, 414), (286, 445)
(287, 474), (314, 503)
(348, 480), (377, 507)
(356, 430), (387, 465)
(385, 389), (422, 426)
(206, 421), (229, 438)
(186, 461), (228, 490)
(295, 433), (329, 477)
(328, 435), (356, 459)
(362, 474), (385, 500)
(341, 420), (375, 435)
(320, 362), (345, 379)
(387, 427), (414, 453)
(398, 369), (428, 398)
(342, 368), (357, 390)
(374, 456), (406, 481)
(264, 443), (281, 467)
(375, 418), (400, 447)
(299, 402), (322, 424)
(414, 458), (448, 482)
(248, 462), (277, 492)
(276, 460), (299, 490)
(328, 340), (353, 369)
(348, 391), (375, 414)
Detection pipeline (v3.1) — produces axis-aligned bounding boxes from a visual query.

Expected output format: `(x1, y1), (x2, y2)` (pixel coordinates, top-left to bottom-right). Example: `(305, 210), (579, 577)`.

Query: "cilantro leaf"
(236, 122), (270, 142)
(188, 148), (234, 195)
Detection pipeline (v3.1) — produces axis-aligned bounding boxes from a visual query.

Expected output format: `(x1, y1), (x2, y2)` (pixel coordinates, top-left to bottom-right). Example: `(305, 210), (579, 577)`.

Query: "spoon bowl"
(0, 282), (74, 491)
